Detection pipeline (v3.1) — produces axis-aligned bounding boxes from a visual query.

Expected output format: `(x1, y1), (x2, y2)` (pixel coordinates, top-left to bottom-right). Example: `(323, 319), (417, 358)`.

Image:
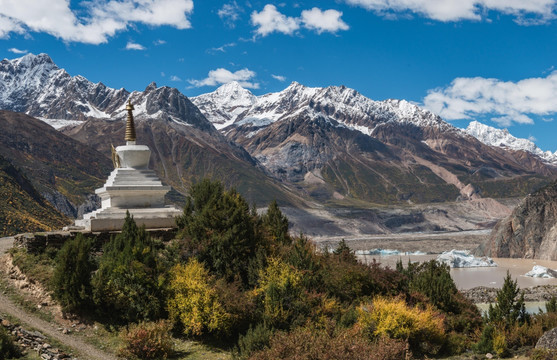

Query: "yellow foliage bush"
(256, 258), (305, 329)
(358, 296), (446, 356)
(167, 259), (231, 337)
(493, 330), (508, 358)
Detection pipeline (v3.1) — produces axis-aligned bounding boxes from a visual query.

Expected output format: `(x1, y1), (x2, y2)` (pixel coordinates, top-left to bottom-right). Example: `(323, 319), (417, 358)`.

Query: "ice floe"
(524, 265), (557, 278)
(436, 250), (497, 268)
(355, 249), (427, 256)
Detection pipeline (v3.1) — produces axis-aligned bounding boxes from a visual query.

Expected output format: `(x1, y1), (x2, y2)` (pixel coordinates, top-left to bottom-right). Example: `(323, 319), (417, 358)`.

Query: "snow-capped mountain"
(192, 82), (557, 204)
(193, 81), (453, 137)
(465, 121), (557, 164)
(0, 53), (212, 130)
(0, 53), (293, 207)
(191, 81), (257, 129)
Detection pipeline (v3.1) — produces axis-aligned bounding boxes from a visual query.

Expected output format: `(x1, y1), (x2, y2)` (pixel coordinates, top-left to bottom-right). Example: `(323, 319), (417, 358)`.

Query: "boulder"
(537, 327), (557, 349)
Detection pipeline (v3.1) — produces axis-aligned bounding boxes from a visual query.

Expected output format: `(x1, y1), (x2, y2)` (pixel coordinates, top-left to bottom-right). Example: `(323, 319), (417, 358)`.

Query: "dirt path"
(0, 236), (115, 360)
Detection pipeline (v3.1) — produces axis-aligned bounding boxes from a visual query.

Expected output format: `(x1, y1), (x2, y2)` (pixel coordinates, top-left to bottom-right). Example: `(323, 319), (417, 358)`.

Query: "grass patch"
(8, 247), (57, 288)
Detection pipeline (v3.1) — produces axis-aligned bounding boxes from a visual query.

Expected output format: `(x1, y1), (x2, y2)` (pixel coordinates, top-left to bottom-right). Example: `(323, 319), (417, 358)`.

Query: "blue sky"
(1, 0), (557, 150)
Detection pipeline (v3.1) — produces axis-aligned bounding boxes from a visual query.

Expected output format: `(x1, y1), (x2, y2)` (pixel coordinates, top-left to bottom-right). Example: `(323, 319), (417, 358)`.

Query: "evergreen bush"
(92, 212), (163, 323)
(51, 233), (95, 313)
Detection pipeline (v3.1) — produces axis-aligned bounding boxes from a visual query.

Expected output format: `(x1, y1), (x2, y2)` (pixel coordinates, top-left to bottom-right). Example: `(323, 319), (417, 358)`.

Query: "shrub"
(118, 320), (173, 360)
(248, 325), (406, 360)
(358, 296), (446, 356)
(92, 213), (163, 323)
(51, 233), (95, 313)
(475, 323), (495, 354)
(256, 258), (307, 329)
(233, 323), (273, 360)
(492, 329), (508, 358)
(0, 325), (20, 359)
(167, 259), (231, 337)
(408, 260), (482, 335)
(532, 348), (557, 360)
(547, 297), (557, 313)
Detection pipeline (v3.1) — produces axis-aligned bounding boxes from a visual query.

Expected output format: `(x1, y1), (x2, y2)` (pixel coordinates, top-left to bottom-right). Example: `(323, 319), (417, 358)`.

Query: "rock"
(1, 319), (11, 327)
(485, 353), (493, 359)
(537, 327), (557, 349)
(476, 181), (557, 260)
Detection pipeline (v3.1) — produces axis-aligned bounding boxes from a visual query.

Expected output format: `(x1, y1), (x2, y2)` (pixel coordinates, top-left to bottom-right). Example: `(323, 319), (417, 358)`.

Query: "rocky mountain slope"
(0, 153), (68, 236)
(193, 82), (557, 204)
(0, 110), (112, 218)
(476, 180), (557, 260)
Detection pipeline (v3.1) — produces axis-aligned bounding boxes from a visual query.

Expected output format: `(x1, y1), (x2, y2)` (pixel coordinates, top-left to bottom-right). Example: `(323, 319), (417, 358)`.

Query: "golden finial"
(125, 100), (136, 142)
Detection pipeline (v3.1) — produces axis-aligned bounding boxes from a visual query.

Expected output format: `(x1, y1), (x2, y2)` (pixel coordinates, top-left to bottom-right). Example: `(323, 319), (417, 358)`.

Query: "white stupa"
(75, 101), (182, 231)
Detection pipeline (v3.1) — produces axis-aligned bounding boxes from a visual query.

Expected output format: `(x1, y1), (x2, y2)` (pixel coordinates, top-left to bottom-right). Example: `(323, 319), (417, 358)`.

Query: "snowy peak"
(191, 81), (257, 129)
(194, 81), (453, 138)
(465, 120), (557, 164)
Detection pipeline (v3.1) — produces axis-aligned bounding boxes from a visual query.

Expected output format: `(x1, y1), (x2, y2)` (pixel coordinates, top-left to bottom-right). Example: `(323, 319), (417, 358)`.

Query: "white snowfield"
(524, 265), (557, 278)
(436, 249), (498, 268)
(465, 120), (557, 164)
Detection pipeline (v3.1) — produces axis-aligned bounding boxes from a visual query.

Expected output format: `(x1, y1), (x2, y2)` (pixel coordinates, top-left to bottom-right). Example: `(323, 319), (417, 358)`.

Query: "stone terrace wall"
(0, 317), (74, 360)
(13, 228), (178, 253)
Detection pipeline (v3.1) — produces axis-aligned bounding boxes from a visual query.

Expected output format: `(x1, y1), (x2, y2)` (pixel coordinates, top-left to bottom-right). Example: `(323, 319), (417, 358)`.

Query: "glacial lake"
(357, 254), (557, 290)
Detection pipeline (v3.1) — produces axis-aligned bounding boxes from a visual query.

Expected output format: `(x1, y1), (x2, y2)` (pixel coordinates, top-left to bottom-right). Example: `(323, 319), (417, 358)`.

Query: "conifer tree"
(487, 271), (529, 328)
(176, 179), (261, 284)
(92, 212), (162, 323)
(261, 200), (290, 245)
(51, 233), (95, 312)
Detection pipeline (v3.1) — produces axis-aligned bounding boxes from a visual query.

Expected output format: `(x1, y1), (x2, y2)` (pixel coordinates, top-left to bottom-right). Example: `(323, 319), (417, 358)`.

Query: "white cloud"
(8, 47), (27, 54)
(125, 41), (145, 50)
(154, 39), (166, 45)
(218, 2), (242, 27)
(344, 0), (555, 23)
(189, 68), (259, 89)
(424, 72), (557, 126)
(301, 8), (349, 33)
(251, 4), (300, 36)
(208, 42), (236, 53)
(0, 0), (194, 44)
(272, 74), (286, 82)
(170, 75), (182, 81)
(161, 72), (165, 77)
(251, 5), (349, 36)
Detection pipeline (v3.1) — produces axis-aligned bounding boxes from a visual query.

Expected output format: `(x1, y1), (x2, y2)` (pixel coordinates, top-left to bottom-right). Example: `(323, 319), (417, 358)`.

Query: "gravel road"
(0, 236), (115, 360)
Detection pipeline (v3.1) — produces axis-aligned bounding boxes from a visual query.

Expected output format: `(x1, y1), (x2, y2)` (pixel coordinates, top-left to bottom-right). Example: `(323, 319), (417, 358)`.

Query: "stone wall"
(0, 317), (74, 360)
(13, 228), (178, 253)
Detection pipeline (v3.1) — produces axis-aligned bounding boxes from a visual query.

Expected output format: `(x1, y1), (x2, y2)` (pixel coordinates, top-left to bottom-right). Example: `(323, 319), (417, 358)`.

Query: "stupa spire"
(125, 100), (136, 143)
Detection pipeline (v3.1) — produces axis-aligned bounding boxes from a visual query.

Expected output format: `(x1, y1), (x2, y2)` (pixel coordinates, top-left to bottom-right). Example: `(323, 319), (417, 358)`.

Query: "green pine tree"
(487, 271), (529, 328)
(92, 212), (162, 323)
(176, 179), (262, 285)
(261, 200), (290, 245)
(51, 233), (95, 313)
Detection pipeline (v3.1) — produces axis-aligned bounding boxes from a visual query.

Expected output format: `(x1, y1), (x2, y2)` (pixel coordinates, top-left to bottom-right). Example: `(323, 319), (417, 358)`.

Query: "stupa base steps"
(75, 206), (182, 232)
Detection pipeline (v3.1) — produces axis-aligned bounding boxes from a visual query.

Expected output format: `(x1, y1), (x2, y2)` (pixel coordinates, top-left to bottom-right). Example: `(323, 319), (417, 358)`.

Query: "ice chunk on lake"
(355, 249), (427, 256)
(436, 250), (497, 268)
(524, 265), (557, 278)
